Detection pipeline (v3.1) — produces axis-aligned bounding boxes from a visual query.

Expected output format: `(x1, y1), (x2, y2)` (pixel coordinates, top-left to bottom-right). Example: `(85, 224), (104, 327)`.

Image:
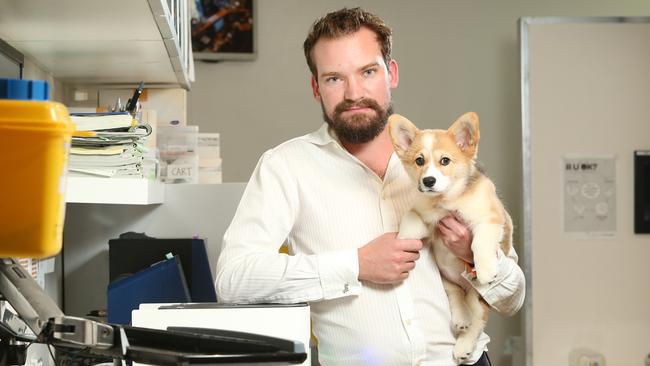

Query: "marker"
(126, 81), (145, 115)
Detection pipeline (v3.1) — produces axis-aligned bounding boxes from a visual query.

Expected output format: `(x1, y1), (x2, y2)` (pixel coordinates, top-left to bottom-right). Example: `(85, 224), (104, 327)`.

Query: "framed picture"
(191, 0), (256, 61)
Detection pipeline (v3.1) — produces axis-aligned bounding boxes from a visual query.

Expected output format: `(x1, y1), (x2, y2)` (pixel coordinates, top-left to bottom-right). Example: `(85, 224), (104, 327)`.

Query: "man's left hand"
(437, 214), (474, 264)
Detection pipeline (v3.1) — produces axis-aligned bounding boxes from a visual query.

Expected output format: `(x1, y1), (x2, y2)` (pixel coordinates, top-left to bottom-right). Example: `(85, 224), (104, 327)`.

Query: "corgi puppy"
(388, 112), (513, 364)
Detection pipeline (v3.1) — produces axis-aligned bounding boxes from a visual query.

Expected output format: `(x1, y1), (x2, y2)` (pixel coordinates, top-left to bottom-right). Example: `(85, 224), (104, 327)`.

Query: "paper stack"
(68, 112), (157, 179)
(198, 133), (222, 184)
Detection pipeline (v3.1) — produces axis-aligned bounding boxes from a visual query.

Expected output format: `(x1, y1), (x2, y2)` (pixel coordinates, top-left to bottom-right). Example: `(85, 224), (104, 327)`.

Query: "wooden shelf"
(65, 177), (165, 205)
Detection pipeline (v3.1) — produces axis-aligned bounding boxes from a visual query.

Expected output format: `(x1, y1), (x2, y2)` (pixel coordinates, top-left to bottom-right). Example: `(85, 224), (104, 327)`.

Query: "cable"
(46, 344), (56, 366)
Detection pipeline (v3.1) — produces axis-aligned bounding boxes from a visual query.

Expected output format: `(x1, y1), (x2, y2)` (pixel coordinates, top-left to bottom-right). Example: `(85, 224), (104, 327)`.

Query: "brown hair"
(303, 7), (392, 77)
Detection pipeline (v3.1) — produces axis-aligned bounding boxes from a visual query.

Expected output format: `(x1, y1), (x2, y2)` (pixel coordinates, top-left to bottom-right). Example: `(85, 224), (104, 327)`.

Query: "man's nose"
(422, 176), (436, 188)
(344, 77), (364, 101)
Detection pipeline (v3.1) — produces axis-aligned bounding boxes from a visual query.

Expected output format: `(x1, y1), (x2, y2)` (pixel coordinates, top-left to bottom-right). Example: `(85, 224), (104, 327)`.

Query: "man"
(216, 7), (524, 365)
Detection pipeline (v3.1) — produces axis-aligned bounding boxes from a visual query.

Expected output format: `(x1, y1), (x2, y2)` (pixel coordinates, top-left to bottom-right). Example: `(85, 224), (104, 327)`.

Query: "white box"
(198, 133), (220, 159)
(199, 169), (222, 184)
(198, 146), (220, 159)
(198, 133), (220, 148)
(199, 157), (222, 168)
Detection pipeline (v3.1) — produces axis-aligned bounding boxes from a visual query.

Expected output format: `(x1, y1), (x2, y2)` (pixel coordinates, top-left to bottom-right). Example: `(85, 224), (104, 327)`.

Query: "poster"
(563, 155), (616, 237)
(191, 0), (255, 60)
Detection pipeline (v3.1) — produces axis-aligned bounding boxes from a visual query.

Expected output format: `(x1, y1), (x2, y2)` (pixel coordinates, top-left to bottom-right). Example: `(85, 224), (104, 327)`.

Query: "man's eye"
(440, 157), (451, 166)
(363, 68), (376, 76)
(415, 156), (425, 166)
(325, 76), (339, 83)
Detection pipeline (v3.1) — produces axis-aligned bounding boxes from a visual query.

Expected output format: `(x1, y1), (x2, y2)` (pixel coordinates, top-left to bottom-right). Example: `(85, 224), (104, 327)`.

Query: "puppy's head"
(388, 112), (480, 196)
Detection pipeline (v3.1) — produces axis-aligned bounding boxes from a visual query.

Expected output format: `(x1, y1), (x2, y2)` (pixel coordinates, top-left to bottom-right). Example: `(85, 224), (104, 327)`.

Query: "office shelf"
(0, 0), (193, 89)
(65, 177), (165, 205)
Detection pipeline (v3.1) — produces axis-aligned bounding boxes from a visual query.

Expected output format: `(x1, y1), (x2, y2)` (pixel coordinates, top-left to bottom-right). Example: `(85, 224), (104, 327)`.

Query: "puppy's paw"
(452, 337), (476, 364)
(397, 210), (430, 240)
(474, 259), (498, 285)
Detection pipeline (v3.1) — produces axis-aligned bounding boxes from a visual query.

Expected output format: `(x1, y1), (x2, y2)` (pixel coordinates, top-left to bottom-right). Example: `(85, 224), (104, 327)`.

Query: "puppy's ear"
(448, 112), (480, 159)
(388, 114), (419, 156)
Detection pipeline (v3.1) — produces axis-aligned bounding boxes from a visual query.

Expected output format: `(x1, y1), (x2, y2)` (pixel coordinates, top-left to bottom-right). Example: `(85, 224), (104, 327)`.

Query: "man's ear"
(448, 112), (480, 159)
(310, 75), (321, 101)
(387, 59), (399, 89)
(388, 114), (419, 156)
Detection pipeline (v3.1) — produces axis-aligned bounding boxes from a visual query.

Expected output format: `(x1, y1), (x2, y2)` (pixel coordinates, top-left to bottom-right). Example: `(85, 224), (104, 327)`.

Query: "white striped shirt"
(216, 124), (525, 366)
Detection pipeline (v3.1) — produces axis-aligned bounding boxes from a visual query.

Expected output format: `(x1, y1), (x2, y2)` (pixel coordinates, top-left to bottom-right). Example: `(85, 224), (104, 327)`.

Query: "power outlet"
(569, 348), (606, 366)
(503, 336), (522, 355)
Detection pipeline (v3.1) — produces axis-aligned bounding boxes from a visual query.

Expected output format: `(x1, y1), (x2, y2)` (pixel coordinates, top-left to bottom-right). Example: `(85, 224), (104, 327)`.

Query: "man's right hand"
(357, 232), (423, 284)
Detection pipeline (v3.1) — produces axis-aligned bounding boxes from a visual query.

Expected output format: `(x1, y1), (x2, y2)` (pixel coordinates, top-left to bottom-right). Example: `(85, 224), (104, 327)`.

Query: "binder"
(108, 236), (217, 302)
(107, 256), (191, 324)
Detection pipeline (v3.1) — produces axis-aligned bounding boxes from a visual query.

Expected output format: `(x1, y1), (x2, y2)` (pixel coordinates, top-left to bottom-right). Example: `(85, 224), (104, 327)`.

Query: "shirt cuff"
(462, 248), (514, 305)
(317, 249), (362, 299)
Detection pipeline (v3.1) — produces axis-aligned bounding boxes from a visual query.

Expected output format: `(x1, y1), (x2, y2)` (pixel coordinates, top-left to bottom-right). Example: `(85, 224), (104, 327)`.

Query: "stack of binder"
(68, 112), (157, 179)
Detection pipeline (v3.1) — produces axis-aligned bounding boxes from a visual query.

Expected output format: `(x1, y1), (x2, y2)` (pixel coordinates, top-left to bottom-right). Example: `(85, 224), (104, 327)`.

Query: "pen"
(126, 81), (145, 116)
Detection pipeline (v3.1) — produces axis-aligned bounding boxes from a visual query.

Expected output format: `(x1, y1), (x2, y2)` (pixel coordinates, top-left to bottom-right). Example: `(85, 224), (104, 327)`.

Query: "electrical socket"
(503, 336), (522, 355)
(569, 348), (606, 366)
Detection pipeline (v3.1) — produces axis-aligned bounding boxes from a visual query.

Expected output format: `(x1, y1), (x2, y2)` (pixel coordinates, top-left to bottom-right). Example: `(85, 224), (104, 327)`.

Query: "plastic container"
(157, 125), (199, 184)
(0, 85), (75, 258)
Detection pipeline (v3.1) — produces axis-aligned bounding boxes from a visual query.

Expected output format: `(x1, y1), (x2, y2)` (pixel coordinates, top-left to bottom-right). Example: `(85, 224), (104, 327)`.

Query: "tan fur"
(388, 112), (513, 364)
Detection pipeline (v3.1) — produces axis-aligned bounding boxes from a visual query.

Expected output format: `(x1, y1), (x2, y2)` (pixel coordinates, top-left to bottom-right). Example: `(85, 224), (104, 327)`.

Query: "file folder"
(109, 236), (217, 302)
(107, 256), (191, 324)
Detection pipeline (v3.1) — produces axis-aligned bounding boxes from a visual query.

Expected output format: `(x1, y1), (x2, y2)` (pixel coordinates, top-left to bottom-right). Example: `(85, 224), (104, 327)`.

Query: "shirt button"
(405, 319), (411, 326)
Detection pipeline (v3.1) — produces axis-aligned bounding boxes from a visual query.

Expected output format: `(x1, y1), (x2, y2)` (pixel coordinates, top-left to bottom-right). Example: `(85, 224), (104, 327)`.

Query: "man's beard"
(322, 98), (393, 144)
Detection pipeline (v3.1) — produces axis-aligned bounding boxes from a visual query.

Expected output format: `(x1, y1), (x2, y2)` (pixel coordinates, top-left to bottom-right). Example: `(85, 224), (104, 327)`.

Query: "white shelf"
(65, 177), (165, 205)
(0, 0), (193, 89)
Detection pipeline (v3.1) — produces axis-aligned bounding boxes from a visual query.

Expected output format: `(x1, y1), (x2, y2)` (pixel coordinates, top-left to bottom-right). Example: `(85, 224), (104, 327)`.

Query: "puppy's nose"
(422, 176), (436, 188)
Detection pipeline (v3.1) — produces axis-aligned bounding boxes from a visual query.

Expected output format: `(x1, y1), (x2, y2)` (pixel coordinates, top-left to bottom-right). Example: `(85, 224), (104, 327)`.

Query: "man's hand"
(437, 214), (474, 263)
(358, 232), (423, 284)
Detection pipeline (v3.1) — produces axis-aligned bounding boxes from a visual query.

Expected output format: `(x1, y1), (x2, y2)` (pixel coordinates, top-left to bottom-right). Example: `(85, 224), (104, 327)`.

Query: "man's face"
(310, 27), (399, 144)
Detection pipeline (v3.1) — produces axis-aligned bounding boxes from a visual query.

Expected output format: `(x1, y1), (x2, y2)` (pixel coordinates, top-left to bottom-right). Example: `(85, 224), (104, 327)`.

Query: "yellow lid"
(0, 99), (74, 133)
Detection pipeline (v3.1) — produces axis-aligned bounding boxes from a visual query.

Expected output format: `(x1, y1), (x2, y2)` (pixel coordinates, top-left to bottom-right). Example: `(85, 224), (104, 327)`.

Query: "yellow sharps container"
(0, 79), (75, 258)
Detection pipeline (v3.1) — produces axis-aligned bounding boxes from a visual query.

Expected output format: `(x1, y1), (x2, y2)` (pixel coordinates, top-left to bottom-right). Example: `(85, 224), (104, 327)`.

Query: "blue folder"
(108, 237), (217, 302)
(107, 255), (191, 325)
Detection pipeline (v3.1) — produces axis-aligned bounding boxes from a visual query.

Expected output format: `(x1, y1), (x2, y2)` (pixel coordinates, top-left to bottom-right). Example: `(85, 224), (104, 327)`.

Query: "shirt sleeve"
(462, 246), (526, 316)
(215, 150), (362, 304)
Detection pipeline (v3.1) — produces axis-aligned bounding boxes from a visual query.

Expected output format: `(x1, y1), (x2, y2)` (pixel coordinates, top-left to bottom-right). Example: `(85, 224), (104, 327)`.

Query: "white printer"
(132, 303), (312, 365)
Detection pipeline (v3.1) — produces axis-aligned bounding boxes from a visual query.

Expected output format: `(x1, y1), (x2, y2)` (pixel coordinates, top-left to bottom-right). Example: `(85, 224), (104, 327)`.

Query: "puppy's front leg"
(471, 223), (503, 285)
(397, 210), (430, 240)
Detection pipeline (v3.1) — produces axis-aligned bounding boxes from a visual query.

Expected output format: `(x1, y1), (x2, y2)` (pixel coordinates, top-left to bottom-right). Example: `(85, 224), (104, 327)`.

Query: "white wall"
(187, 1), (650, 365)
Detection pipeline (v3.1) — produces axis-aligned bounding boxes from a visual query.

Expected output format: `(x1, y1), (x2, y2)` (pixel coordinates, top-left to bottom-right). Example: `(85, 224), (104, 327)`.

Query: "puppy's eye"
(440, 157), (451, 166)
(415, 156), (425, 166)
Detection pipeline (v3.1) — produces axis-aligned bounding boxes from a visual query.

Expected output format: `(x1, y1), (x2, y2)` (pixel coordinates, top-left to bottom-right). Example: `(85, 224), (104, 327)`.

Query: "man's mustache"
(334, 99), (382, 115)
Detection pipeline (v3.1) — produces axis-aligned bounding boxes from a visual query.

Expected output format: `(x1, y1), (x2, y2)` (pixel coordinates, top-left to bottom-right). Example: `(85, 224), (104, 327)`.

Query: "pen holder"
(0, 79), (75, 258)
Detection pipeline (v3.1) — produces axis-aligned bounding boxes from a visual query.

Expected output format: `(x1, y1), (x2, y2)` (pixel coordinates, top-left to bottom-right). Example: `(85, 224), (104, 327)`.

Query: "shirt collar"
(304, 123), (402, 183)
(304, 123), (340, 146)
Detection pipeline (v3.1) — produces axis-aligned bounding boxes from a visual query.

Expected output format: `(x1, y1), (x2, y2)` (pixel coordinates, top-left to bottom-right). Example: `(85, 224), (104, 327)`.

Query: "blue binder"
(109, 237), (217, 302)
(107, 255), (191, 324)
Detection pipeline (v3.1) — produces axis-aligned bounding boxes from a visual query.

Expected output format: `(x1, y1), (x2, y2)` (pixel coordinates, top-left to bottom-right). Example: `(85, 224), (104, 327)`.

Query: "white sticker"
(168, 163), (196, 179)
(563, 155), (616, 238)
